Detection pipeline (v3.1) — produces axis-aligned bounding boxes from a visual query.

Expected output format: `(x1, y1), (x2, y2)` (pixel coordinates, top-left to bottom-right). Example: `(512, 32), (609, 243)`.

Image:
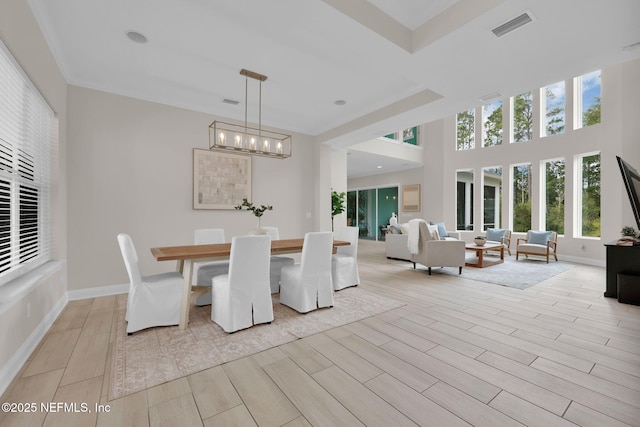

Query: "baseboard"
(559, 255), (605, 267)
(67, 283), (128, 301)
(0, 294), (67, 397)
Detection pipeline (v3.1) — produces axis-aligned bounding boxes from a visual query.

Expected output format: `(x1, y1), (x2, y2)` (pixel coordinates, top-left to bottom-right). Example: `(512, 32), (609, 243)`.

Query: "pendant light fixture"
(209, 69), (292, 159)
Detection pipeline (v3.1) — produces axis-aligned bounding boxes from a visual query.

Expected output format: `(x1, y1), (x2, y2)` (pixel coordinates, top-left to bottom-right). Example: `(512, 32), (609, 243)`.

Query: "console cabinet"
(604, 242), (640, 298)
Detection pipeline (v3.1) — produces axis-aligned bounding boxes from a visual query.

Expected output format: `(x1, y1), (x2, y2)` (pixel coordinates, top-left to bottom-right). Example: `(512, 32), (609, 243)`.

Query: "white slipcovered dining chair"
(193, 228), (229, 306)
(211, 235), (274, 332)
(279, 231), (334, 313)
(262, 226), (295, 293)
(117, 234), (183, 335)
(331, 226), (360, 290)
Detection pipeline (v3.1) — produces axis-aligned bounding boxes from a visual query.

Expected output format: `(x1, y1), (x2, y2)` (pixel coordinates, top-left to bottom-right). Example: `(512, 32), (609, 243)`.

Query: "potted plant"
(474, 235), (487, 246)
(621, 226), (638, 238)
(331, 190), (346, 231)
(235, 198), (273, 233)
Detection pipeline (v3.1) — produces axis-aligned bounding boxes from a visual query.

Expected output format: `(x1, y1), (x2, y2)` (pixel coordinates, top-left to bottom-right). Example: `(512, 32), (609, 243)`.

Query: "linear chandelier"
(209, 69), (292, 159)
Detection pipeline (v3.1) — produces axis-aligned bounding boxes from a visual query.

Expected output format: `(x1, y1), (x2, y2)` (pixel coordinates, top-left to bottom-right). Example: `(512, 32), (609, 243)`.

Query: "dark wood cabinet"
(604, 242), (640, 298)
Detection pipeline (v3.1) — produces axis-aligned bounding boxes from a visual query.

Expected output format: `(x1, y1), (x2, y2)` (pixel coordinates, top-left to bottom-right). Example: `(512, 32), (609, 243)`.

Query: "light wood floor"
(2, 240), (640, 426)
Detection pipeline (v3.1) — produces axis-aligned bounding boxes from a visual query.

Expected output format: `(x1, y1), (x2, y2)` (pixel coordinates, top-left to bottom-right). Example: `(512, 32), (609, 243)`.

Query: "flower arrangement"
(621, 226), (638, 238)
(235, 198), (273, 228)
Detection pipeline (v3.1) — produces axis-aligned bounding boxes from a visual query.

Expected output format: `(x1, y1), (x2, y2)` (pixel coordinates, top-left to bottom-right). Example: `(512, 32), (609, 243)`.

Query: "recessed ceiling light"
(377, 165), (382, 169)
(334, 100), (346, 106)
(126, 31), (148, 44)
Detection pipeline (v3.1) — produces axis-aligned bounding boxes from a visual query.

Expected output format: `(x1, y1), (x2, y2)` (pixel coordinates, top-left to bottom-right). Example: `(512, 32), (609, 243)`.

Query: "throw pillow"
(400, 223), (410, 235)
(486, 228), (507, 242)
(426, 223), (441, 241)
(389, 225), (402, 234)
(528, 230), (552, 245)
(429, 221), (449, 238)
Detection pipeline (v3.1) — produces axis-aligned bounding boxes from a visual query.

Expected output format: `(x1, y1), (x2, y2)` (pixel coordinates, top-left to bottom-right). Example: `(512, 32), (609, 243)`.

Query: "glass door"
(377, 187), (398, 240)
(347, 187), (398, 241)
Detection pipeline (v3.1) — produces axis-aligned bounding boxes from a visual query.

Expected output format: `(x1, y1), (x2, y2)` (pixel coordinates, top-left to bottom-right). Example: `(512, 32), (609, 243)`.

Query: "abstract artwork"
(193, 149), (251, 209)
(402, 184), (421, 212)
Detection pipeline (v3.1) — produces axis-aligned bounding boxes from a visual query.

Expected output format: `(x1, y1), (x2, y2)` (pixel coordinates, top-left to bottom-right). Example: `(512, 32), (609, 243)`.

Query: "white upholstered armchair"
(516, 230), (558, 263)
(409, 220), (466, 275)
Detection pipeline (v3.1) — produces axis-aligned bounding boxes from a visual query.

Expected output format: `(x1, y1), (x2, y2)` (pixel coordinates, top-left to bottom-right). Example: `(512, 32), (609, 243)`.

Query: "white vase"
(474, 238), (486, 246)
(248, 228), (268, 235)
(389, 213), (398, 226)
(248, 217), (268, 235)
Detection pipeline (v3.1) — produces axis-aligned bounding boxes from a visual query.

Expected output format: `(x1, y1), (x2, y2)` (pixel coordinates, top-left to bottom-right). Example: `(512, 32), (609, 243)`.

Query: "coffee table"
(465, 242), (504, 268)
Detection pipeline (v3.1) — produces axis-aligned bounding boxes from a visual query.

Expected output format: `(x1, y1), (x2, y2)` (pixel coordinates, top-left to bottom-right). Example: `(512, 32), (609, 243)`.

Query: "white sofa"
(385, 222), (460, 261)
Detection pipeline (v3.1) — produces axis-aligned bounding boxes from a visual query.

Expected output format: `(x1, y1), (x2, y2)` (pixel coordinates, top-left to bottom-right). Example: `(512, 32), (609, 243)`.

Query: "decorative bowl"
(474, 238), (486, 246)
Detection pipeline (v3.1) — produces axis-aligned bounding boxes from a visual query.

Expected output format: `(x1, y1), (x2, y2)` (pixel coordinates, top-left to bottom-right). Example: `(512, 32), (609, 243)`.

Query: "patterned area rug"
(109, 287), (403, 400)
(423, 255), (574, 290)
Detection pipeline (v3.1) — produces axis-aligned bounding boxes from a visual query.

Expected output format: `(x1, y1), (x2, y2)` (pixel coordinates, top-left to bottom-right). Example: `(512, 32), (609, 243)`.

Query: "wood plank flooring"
(2, 240), (639, 426)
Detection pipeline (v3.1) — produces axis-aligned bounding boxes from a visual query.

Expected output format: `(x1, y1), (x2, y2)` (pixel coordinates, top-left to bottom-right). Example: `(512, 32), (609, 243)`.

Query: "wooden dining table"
(151, 238), (350, 329)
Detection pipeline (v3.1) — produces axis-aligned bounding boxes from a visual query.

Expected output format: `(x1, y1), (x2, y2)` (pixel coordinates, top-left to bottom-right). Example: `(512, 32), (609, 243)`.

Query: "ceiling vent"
(492, 11), (534, 37)
(480, 92), (503, 103)
(222, 98), (240, 105)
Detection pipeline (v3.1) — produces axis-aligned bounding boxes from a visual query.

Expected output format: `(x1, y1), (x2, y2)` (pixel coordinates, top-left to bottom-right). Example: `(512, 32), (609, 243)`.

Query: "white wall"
(67, 86), (320, 290)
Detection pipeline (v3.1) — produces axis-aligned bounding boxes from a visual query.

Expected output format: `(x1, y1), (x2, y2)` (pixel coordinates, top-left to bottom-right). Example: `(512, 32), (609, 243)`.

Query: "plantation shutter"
(0, 38), (53, 285)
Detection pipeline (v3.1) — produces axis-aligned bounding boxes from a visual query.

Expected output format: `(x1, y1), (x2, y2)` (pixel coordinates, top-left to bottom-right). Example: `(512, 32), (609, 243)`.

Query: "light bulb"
(219, 132), (226, 145)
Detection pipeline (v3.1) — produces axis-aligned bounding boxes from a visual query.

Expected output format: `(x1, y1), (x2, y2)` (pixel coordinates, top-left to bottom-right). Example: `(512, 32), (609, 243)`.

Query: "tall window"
(483, 101), (503, 147)
(578, 153), (601, 237)
(543, 159), (565, 234)
(512, 164), (532, 232)
(456, 109), (475, 150)
(541, 81), (565, 137)
(574, 70), (601, 129)
(456, 169), (474, 230)
(483, 167), (502, 229)
(0, 40), (53, 286)
(511, 92), (533, 142)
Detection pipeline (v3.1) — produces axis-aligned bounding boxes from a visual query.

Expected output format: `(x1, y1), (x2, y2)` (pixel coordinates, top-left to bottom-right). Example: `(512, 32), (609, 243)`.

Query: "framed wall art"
(193, 149), (251, 209)
(402, 184), (421, 212)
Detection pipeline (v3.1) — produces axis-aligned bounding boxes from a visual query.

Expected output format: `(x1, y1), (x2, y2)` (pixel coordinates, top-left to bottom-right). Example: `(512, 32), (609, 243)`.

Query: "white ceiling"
(27, 0), (640, 177)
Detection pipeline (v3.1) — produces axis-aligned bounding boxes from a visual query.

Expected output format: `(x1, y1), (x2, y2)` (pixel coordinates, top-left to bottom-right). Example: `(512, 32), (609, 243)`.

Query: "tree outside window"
(580, 153), (601, 237)
(512, 92), (533, 142)
(542, 82), (565, 137)
(483, 101), (503, 147)
(456, 109), (475, 150)
(575, 70), (601, 129)
(544, 160), (565, 234)
(512, 164), (532, 232)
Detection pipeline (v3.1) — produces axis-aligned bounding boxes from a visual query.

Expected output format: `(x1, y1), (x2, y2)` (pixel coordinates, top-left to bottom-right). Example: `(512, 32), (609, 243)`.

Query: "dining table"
(151, 238), (351, 329)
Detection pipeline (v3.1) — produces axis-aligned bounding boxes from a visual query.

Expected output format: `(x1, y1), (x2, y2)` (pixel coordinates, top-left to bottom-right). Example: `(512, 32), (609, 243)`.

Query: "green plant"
(331, 190), (346, 231)
(235, 198), (272, 227)
(621, 226), (637, 237)
(474, 235), (486, 240)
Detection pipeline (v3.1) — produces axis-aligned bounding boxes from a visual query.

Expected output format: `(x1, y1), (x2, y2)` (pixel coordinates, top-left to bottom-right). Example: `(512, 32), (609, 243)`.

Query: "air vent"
(480, 92), (503, 102)
(492, 11), (534, 37)
(222, 98), (240, 105)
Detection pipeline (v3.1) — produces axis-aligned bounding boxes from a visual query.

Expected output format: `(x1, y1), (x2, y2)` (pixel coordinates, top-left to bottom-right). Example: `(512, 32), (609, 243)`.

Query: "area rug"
(424, 256), (574, 290)
(109, 287), (403, 400)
